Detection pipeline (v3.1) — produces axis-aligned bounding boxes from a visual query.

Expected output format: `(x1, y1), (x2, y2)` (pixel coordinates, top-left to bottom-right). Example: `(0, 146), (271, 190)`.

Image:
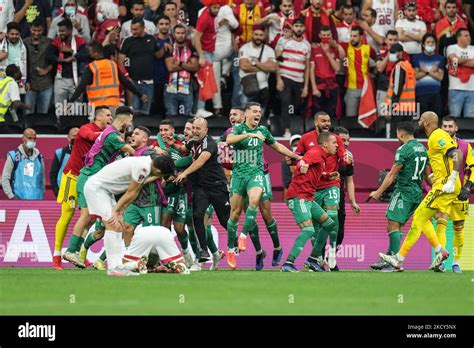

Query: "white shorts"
(84, 180), (116, 221)
(124, 226), (182, 264)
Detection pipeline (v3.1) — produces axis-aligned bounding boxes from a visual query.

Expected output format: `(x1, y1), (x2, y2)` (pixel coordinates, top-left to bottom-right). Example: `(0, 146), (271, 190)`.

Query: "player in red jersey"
(295, 112), (354, 269)
(52, 106), (113, 270)
(281, 131), (339, 272)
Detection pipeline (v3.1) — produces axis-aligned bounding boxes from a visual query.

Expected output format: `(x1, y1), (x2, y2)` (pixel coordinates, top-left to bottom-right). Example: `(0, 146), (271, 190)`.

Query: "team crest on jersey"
(438, 139), (446, 148)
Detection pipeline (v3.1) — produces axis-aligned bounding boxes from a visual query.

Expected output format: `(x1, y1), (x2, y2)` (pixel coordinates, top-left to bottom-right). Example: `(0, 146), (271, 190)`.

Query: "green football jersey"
(81, 131), (126, 177)
(230, 123), (275, 178)
(157, 134), (186, 195)
(394, 139), (428, 203)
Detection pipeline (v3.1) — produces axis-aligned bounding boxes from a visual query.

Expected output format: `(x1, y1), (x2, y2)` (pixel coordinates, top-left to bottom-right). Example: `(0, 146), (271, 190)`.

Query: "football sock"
(84, 232), (98, 250)
(75, 237), (85, 253)
(205, 224), (218, 254)
(227, 219), (239, 250)
(176, 231), (189, 251)
(104, 230), (122, 270)
(241, 206), (258, 236)
(287, 226), (315, 263)
(453, 225), (464, 262)
(54, 202), (75, 254)
(114, 232), (124, 269)
(249, 224), (262, 252)
(66, 234), (81, 253)
(265, 219), (280, 249)
(310, 217), (335, 259)
(100, 251), (107, 261)
(399, 208), (437, 257)
(436, 217), (448, 248)
(327, 210), (339, 247)
(387, 230), (402, 255)
(188, 227), (200, 256)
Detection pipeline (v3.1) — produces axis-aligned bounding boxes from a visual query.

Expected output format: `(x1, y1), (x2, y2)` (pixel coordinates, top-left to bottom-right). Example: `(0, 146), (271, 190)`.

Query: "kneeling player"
(123, 225), (190, 274)
(84, 155), (175, 276)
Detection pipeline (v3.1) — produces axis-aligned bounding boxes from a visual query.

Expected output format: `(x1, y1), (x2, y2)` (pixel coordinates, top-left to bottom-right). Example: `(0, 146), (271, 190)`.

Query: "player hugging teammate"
(54, 104), (470, 276)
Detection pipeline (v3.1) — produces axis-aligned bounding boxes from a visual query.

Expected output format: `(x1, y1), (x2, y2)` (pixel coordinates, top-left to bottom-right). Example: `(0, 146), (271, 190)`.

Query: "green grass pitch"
(1, 268), (473, 315)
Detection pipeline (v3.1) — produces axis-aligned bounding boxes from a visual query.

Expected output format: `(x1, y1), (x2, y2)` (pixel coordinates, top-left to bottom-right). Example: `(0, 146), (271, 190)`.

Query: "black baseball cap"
(293, 18), (305, 26)
(389, 43), (404, 53)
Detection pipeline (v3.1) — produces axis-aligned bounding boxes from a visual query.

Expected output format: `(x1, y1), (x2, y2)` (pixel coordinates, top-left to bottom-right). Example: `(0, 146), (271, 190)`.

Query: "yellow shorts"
(57, 171), (78, 208)
(449, 201), (469, 221)
(422, 188), (457, 215)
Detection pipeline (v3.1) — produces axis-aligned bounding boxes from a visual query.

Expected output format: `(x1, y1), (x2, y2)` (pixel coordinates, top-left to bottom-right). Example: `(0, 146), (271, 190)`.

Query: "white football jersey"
(88, 156), (152, 195)
(372, 0), (396, 37)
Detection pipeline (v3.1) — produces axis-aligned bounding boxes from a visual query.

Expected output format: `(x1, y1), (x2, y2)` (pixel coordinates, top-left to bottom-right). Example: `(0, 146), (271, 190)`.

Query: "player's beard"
(416, 124), (425, 136)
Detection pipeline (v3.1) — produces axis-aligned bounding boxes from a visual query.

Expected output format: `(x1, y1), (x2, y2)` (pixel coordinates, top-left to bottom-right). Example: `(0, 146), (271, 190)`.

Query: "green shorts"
(287, 197), (326, 225)
(162, 192), (187, 223)
(244, 172), (273, 204)
(76, 173), (90, 208)
(314, 186), (340, 210)
(124, 204), (162, 228)
(230, 172), (265, 197)
(385, 191), (419, 224)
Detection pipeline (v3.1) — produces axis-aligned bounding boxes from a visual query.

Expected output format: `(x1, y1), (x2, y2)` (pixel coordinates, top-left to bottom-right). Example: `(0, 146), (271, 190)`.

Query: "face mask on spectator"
(425, 45), (435, 53)
(321, 37), (331, 44)
(97, 12), (105, 22)
(25, 141), (36, 150)
(292, 146), (297, 152)
(65, 6), (75, 17)
(389, 53), (398, 62)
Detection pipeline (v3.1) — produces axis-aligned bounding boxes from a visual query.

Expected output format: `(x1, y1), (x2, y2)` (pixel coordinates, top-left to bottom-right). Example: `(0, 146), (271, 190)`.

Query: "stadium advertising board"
(3, 201), (467, 270)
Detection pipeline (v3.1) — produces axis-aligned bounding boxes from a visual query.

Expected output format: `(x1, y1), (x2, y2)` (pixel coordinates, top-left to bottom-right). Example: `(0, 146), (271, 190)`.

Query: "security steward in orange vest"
(69, 42), (147, 110)
(384, 43), (416, 138)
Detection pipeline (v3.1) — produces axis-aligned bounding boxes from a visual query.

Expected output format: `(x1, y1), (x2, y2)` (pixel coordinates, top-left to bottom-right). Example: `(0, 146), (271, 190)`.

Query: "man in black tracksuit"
(170, 117), (230, 262)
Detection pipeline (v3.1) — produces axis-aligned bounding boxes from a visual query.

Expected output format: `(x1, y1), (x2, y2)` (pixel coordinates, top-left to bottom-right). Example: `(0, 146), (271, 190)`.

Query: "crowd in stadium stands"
(0, 0), (473, 137)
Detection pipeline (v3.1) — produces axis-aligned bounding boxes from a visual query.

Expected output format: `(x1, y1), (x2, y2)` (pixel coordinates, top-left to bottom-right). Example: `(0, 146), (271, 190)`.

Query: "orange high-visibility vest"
(86, 59), (121, 107)
(385, 60), (416, 114)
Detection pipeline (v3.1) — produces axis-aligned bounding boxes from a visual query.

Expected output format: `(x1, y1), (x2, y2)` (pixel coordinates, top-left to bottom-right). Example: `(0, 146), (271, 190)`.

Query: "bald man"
(2, 128), (46, 200)
(168, 117), (231, 262)
(50, 127), (79, 196)
(380, 112), (464, 272)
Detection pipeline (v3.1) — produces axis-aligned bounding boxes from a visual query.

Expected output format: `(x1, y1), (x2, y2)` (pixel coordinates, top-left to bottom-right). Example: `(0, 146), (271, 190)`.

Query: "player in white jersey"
(363, 0), (398, 38)
(123, 225), (190, 274)
(84, 155), (176, 276)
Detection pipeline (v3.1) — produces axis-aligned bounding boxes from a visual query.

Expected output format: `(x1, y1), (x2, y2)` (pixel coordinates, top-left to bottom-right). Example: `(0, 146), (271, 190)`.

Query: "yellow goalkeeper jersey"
(428, 128), (461, 192)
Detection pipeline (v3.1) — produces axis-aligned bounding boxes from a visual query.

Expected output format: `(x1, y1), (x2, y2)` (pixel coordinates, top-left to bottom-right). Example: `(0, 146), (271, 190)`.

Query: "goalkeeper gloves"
(458, 180), (472, 201)
(442, 170), (459, 193)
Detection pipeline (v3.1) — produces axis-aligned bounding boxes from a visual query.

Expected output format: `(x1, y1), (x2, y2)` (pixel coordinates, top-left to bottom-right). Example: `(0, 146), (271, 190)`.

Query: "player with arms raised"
(225, 102), (301, 270)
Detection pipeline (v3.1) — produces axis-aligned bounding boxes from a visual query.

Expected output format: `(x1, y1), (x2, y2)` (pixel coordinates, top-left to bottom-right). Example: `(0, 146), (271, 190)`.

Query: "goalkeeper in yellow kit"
(380, 112), (464, 271)
(436, 116), (474, 273)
